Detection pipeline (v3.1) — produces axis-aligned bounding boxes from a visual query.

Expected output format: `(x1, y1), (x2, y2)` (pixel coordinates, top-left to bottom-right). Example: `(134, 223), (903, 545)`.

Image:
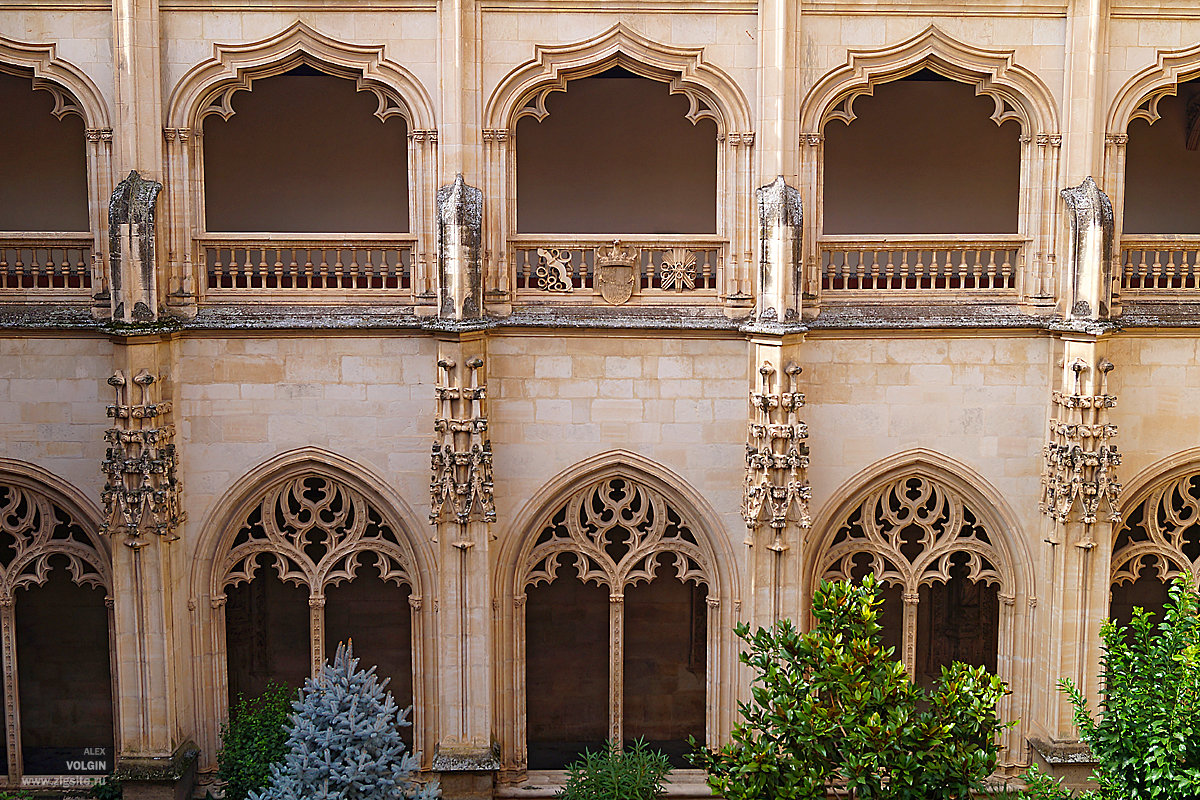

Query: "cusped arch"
(166, 20), (435, 131)
(500, 450), (737, 599)
(193, 448), (432, 604)
(806, 449), (1032, 601)
(0, 35), (109, 128)
(0, 458), (111, 599)
(484, 23), (752, 135)
(1108, 43), (1200, 136)
(1111, 449), (1200, 592)
(801, 26), (1059, 136)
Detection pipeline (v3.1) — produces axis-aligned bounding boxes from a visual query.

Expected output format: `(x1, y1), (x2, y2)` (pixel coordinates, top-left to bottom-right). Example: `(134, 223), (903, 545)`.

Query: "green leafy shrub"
(558, 739), (672, 800)
(218, 682), (293, 800)
(1043, 573), (1200, 800)
(89, 775), (122, 800)
(691, 575), (1012, 800)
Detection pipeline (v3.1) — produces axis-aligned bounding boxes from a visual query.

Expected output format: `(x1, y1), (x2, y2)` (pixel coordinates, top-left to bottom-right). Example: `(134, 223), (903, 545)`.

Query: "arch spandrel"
(166, 20), (436, 131)
(801, 26), (1059, 137)
(484, 23), (752, 136)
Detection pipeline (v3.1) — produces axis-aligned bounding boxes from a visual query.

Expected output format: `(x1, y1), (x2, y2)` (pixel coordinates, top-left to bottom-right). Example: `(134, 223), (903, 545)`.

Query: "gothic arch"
(1107, 44), (1200, 137)
(0, 35), (109, 129)
(189, 448), (433, 770)
(493, 450), (739, 778)
(484, 23), (750, 135)
(165, 21), (434, 130)
(0, 460), (114, 783)
(801, 26), (1058, 136)
(1111, 449), (1200, 593)
(805, 449), (1033, 767)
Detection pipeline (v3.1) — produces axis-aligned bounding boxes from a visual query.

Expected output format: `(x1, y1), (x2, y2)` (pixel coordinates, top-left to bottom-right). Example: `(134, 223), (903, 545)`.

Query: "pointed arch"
(805, 449), (1033, 768)
(188, 448), (433, 772)
(0, 35), (109, 129)
(1107, 43), (1200, 136)
(1111, 449), (1200, 593)
(484, 23), (751, 135)
(493, 450), (740, 778)
(166, 20), (435, 131)
(801, 26), (1058, 136)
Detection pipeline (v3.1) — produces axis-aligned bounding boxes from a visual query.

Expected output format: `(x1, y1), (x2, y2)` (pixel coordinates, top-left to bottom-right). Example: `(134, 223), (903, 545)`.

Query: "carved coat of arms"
(595, 241), (639, 305)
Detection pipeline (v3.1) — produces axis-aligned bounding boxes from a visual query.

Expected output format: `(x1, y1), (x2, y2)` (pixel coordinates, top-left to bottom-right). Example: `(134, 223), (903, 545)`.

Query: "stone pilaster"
(741, 333), (810, 629)
(101, 335), (196, 800)
(429, 333), (498, 798)
(1031, 175), (1120, 783)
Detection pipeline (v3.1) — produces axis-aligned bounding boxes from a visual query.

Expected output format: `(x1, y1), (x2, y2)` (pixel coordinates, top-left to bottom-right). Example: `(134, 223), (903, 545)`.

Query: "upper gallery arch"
(801, 26), (1059, 137)
(484, 23), (753, 136)
(0, 34), (109, 129)
(1108, 42), (1200, 136)
(165, 20), (436, 131)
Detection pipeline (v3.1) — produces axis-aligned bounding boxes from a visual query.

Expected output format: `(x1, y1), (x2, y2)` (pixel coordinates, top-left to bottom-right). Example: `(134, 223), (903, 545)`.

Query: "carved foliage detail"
(742, 362), (811, 536)
(0, 482), (110, 598)
(101, 369), (184, 547)
(523, 477), (709, 591)
(1040, 359), (1121, 528)
(431, 357), (496, 525)
(820, 476), (1008, 594)
(218, 475), (413, 596)
(1112, 473), (1200, 590)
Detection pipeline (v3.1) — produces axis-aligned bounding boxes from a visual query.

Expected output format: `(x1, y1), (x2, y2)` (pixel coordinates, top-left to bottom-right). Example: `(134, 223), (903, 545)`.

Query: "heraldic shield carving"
(596, 241), (638, 305)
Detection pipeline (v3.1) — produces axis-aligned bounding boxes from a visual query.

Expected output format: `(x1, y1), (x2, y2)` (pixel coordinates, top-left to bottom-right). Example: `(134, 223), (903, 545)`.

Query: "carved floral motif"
(660, 248), (697, 292)
(430, 357), (496, 525)
(534, 248), (573, 293)
(101, 369), (184, 547)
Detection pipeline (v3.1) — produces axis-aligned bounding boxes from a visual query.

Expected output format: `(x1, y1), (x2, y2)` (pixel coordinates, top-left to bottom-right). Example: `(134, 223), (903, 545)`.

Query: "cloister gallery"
(3, 0), (1200, 797)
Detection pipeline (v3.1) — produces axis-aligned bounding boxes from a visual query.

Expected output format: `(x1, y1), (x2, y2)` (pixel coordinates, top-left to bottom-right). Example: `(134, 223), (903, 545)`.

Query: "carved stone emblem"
(596, 240), (638, 305)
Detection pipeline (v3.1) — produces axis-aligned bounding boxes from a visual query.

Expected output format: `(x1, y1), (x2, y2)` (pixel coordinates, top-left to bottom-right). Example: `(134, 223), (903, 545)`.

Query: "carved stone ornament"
(216, 475), (415, 596)
(742, 362), (811, 539)
(108, 170), (163, 323)
(430, 357), (496, 525)
(101, 369), (184, 547)
(523, 476), (710, 591)
(534, 248), (573, 293)
(0, 482), (111, 599)
(1040, 359), (1121, 529)
(595, 240), (638, 305)
(660, 248), (698, 292)
(1112, 473), (1200, 590)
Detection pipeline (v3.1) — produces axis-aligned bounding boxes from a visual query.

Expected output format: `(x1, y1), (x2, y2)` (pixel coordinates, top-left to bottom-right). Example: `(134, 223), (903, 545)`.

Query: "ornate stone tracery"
(1112, 472), (1200, 591)
(523, 477), (711, 591)
(819, 474), (1011, 678)
(216, 474), (416, 597)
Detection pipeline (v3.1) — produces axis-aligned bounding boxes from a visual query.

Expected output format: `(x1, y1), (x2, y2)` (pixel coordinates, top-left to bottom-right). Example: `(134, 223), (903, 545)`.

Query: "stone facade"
(4, 0), (1200, 796)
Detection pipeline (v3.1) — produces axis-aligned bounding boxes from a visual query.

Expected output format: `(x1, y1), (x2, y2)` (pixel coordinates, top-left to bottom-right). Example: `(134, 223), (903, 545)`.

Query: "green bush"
(559, 739), (672, 800)
(691, 575), (1012, 800)
(218, 683), (294, 800)
(1035, 573), (1200, 800)
(89, 775), (122, 800)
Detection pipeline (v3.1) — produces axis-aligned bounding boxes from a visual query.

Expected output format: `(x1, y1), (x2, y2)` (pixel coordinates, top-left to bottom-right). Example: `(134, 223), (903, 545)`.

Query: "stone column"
(112, 0), (164, 182)
(438, 175), (485, 320)
(1059, 0), (1110, 188)
(755, 177), (803, 324)
(429, 332), (498, 798)
(109, 171), (162, 324)
(1030, 178), (1121, 786)
(101, 337), (197, 800)
(755, 0), (801, 184)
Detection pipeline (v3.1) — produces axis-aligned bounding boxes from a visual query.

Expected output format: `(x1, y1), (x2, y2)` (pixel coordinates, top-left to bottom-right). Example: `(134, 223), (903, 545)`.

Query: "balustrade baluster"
(0, 248), (8, 289)
(1151, 249), (1163, 289)
(1166, 249), (1179, 289)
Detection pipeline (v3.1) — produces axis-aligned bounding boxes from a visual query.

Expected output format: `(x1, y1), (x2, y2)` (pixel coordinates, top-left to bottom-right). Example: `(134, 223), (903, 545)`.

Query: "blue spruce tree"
(251, 642), (439, 800)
